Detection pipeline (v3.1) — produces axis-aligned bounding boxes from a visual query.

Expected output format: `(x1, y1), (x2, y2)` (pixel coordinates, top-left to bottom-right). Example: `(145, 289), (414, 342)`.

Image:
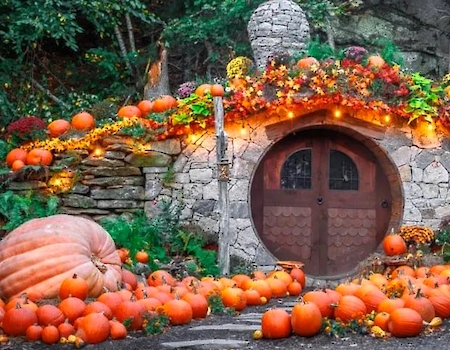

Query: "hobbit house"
(4, 0), (450, 283)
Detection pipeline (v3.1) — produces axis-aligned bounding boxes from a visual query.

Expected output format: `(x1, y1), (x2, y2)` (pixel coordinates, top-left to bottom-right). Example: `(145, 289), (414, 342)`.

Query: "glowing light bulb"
(190, 134), (197, 143)
(334, 109), (342, 118)
(384, 115), (391, 123)
(287, 111), (294, 119)
(240, 126), (247, 136)
(93, 147), (104, 157)
(428, 123), (434, 131)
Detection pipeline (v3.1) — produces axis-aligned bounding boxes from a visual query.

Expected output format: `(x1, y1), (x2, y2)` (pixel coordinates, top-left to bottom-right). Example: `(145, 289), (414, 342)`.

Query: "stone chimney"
(247, 0), (310, 70)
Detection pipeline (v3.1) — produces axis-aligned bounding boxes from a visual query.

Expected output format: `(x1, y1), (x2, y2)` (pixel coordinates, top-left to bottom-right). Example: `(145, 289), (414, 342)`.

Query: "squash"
(0, 214), (122, 301)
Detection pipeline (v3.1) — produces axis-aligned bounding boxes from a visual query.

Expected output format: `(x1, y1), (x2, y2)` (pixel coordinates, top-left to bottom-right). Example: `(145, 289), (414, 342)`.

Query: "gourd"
(0, 214), (122, 301)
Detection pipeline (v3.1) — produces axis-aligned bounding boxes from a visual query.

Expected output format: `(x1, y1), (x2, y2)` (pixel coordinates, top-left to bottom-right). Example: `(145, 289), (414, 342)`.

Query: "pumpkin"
(137, 297), (162, 312)
(210, 84), (225, 97)
(109, 320), (127, 339)
(248, 279), (272, 301)
(388, 308), (423, 337)
(117, 105), (142, 119)
(303, 290), (334, 318)
(244, 288), (261, 306)
(36, 304), (65, 326)
(121, 269), (138, 290)
(71, 111), (95, 130)
(377, 297), (405, 313)
(265, 277), (288, 298)
(2, 304), (38, 336)
(221, 287), (247, 311)
(163, 298), (193, 325)
(59, 274), (89, 300)
(58, 319), (75, 338)
(152, 95), (177, 113)
(356, 285), (387, 313)
(287, 280), (303, 296)
(75, 312), (110, 344)
(114, 300), (147, 330)
(135, 250), (149, 263)
(403, 290), (435, 322)
(261, 308), (291, 339)
(11, 159), (25, 171)
(137, 100), (154, 116)
(382, 232), (407, 256)
(182, 292), (209, 319)
(268, 270), (293, 286)
(41, 325), (60, 344)
(96, 292), (123, 313)
(367, 55), (386, 69)
(291, 301), (322, 337)
(195, 84), (212, 96)
(289, 268), (306, 288)
(428, 289), (450, 318)
(333, 295), (367, 323)
(296, 57), (319, 70)
(26, 323), (43, 341)
(82, 301), (113, 320)
(231, 274), (252, 289)
(373, 311), (390, 331)
(26, 148), (53, 166)
(147, 270), (176, 287)
(47, 119), (71, 138)
(0, 214), (122, 301)
(6, 148), (28, 168)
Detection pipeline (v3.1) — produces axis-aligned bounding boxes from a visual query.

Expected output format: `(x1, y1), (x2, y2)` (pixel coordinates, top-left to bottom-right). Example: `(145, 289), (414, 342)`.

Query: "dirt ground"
(3, 294), (450, 350)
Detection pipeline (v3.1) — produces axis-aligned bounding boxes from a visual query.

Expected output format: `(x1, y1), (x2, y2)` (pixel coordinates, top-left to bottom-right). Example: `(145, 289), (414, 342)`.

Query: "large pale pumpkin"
(0, 214), (122, 301)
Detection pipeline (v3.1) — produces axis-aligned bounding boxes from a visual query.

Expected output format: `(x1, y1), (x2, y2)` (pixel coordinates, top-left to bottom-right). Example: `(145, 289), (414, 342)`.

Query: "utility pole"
(214, 96), (230, 276)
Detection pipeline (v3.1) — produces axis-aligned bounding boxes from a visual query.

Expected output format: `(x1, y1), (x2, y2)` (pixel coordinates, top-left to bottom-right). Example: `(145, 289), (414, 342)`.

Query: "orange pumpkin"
(58, 297), (86, 324)
(2, 304), (38, 336)
(26, 323), (43, 341)
(195, 84), (212, 96)
(373, 311), (390, 331)
(388, 307), (423, 337)
(265, 277), (288, 298)
(6, 148), (28, 168)
(147, 270), (176, 287)
(137, 100), (154, 116)
(403, 290), (435, 322)
(41, 325), (60, 344)
(334, 295), (367, 323)
(47, 119), (71, 138)
(244, 289), (261, 306)
(296, 57), (319, 70)
(82, 301), (113, 320)
(114, 300), (146, 330)
(377, 297), (405, 313)
(303, 290), (334, 318)
(75, 312), (110, 344)
(221, 287), (247, 311)
(382, 233), (407, 256)
(121, 269), (138, 290)
(26, 148), (53, 166)
(71, 111), (95, 131)
(135, 251), (149, 264)
(0, 214), (122, 301)
(210, 84), (225, 97)
(96, 292), (123, 313)
(289, 268), (306, 288)
(261, 308), (291, 339)
(59, 274), (89, 300)
(57, 320), (75, 338)
(152, 95), (178, 113)
(11, 159), (25, 172)
(287, 280), (303, 296)
(109, 320), (127, 340)
(291, 301), (322, 337)
(36, 304), (65, 326)
(367, 55), (386, 69)
(163, 299), (193, 325)
(182, 292), (208, 319)
(117, 105), (142, 118)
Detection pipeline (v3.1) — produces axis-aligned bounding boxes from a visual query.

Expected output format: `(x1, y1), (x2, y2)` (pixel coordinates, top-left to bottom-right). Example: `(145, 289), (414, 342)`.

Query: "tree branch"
(125, 14), (136, 53)
(114, 25), (133, 73)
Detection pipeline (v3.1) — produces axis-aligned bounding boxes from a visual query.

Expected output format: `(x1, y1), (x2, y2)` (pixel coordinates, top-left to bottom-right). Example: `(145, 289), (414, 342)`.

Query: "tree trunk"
(144, 43), (171, 100)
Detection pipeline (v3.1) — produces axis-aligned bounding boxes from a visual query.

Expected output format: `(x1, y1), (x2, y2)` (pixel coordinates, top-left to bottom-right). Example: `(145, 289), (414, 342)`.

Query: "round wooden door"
(250, 129), (392, 277)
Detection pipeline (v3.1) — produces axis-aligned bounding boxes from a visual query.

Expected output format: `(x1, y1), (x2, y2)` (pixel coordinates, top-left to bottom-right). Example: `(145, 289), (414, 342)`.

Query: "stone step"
(160, 338), (249, 349)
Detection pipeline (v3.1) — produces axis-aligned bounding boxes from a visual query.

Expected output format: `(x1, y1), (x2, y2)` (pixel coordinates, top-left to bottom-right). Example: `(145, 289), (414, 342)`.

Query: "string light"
(240, 120), (247, 135)
(428, 122), (435, 131)
(92, 146), (105, 157)
(190, 134), (197, 143)
(287, 111), (294, 119)
(334, 109), (342, 118)
(384, 115), (391, 123)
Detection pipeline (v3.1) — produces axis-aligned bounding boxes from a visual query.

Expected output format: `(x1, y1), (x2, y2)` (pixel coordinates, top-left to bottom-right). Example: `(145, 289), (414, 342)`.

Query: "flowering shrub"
(4, 116), (47, 146)
(226, 56), (253, 78)
(177, 81), (197, 98)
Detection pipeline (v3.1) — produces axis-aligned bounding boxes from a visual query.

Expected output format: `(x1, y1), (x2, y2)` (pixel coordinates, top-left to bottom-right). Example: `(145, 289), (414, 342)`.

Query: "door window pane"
(281, 149), (312, 189)
(329, 150), (358, 190)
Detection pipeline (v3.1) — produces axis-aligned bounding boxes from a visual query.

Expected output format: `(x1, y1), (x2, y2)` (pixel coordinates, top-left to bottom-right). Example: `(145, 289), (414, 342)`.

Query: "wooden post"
(214, 96), (230, 276)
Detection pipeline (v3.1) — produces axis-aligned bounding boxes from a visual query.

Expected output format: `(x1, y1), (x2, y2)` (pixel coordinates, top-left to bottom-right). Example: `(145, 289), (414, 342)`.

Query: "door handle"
(381, 200), (389, 208)
(317, 196), (323, 205)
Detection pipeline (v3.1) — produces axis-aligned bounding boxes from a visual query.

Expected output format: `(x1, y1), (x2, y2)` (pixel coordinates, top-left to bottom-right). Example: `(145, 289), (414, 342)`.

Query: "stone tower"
(247, 0), (310, 70)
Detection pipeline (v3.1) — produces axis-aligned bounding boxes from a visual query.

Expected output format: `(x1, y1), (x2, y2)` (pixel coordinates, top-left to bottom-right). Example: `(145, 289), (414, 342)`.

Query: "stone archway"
(249, 109), (404, 278)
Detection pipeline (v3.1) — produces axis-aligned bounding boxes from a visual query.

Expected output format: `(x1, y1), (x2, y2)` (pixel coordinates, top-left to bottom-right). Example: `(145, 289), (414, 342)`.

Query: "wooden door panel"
(252, 129), (392, 277)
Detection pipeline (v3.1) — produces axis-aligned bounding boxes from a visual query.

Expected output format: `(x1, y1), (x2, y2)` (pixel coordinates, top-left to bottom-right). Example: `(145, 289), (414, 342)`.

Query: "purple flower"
(343, 46), (369, 63)
(178, 81), (197, 98)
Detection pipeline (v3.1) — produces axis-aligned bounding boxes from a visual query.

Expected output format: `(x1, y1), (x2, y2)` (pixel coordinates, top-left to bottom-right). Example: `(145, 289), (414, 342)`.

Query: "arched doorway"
(250, 122), (400, 278)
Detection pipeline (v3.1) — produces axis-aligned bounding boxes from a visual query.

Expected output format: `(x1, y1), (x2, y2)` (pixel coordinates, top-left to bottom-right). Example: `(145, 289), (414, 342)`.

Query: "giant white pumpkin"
(0, 214), (122, 301)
